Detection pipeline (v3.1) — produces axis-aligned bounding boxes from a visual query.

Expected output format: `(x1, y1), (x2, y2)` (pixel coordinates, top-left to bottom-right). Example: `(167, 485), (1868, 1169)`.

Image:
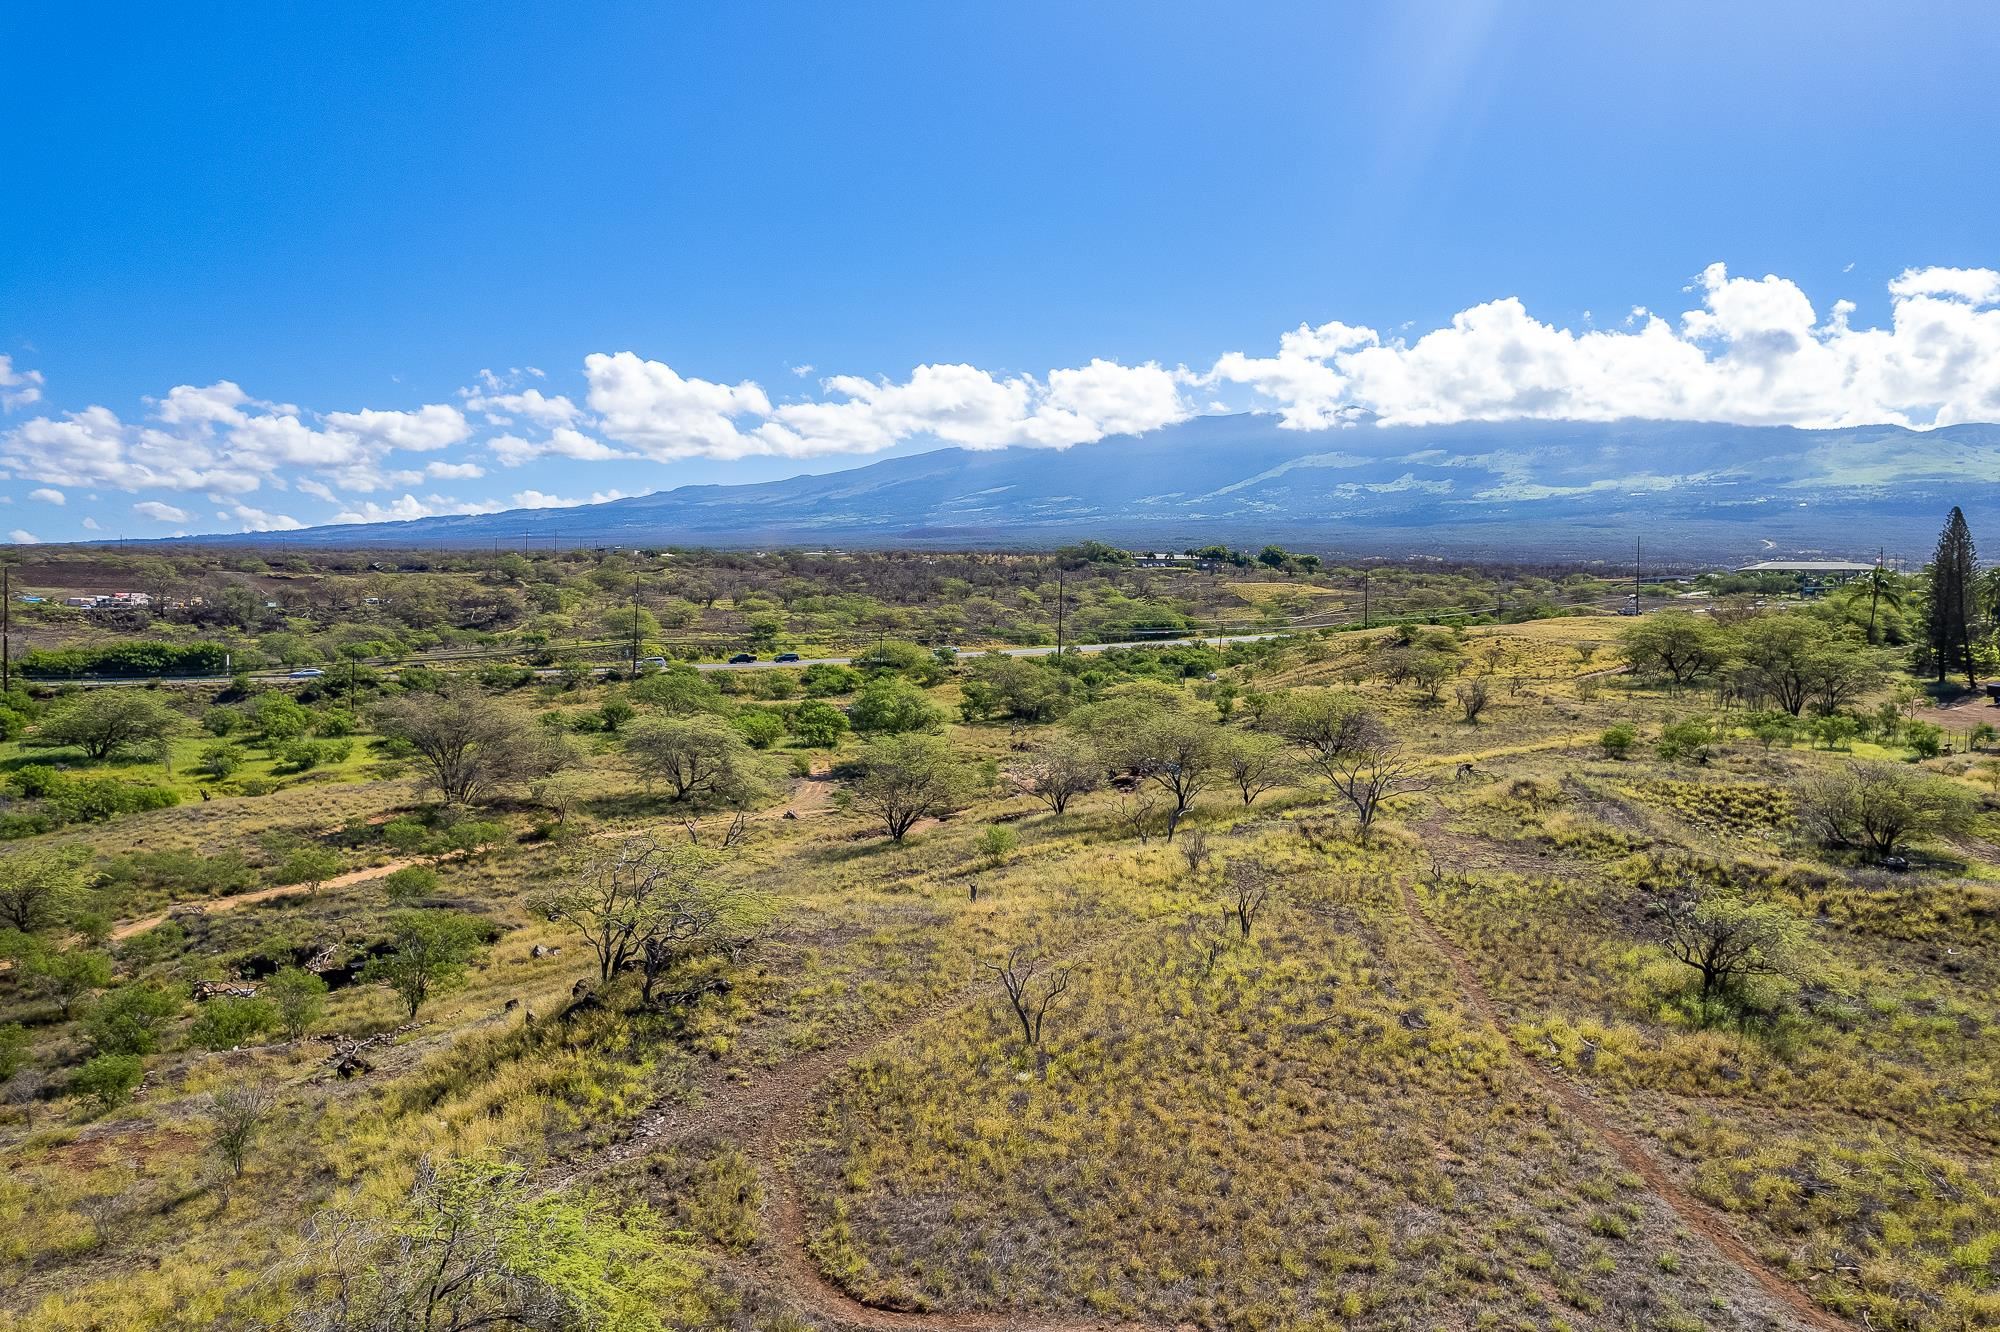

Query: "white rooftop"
(1735, 560), (1877, 573)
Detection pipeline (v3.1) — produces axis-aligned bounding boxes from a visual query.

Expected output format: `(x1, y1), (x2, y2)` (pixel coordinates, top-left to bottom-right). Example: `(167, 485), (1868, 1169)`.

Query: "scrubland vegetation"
(4, 527), (2000, 1331)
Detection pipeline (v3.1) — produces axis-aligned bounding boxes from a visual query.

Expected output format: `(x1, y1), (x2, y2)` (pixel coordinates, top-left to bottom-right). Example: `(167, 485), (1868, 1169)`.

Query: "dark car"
(728, 652), (757, 664)
(774, 652), (802, 663)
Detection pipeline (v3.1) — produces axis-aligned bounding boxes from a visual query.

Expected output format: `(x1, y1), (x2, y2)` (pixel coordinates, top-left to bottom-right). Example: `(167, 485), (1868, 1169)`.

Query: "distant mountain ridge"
(209, 415), (2000, 560)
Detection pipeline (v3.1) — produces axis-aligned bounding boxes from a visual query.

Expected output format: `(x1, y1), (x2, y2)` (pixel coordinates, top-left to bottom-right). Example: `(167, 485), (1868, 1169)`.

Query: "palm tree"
(1860, 556), (1904, 645)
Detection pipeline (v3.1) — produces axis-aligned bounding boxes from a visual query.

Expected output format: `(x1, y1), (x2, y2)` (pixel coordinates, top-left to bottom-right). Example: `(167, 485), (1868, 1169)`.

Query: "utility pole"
(1, 565), (10, 693)
(630, 566), (641, 667)
(1055, 564), (1067, 656)
(1361, 568), (1370, 629)
(1634, 538), (1642, 611)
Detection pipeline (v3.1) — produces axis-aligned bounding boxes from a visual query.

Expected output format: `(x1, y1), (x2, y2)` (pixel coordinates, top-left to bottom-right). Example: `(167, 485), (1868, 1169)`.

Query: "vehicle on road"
(728, 652), (758, 664)
(636, 656), (668, 669)
(288, 667), (325, 678)
(774, 652), (801, 663)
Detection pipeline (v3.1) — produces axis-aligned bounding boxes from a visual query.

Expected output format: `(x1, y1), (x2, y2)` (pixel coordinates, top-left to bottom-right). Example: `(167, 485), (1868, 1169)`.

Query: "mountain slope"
(219, 415), (2000, 558)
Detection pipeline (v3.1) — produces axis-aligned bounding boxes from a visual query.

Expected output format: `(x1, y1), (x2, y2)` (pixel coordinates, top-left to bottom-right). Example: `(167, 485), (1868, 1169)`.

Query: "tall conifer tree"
(1928, 506), (1979, 687)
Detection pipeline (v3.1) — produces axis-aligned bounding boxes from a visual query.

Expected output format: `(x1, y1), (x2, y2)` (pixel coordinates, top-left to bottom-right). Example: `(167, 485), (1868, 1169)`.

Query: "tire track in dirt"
(588, 926), (1171, 1332)
(1398, 879), (1852, 1332)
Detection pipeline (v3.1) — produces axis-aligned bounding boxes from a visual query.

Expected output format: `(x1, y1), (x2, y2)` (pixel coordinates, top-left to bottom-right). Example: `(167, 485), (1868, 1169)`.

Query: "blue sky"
(4, 3), (2000, 541)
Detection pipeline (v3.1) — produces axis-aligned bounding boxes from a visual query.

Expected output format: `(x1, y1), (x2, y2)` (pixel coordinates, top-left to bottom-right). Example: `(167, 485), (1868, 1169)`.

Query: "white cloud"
(28, 487), (63, 505)
(81, 517), (99, 531)
(133, 500), (191, 523)
(1205, 263), (2000, 431)
(6, 529), (38, 544)
(0, 356), (45, 411)
(462, 387), (582, 429)
(487, 427), (626, 467)
(509, 488), (631, 509)
(584, 351), (772, 460)
(332, 494), (451, 524)
(323, 404), (470, 452)
(221, 502), (303, 532)
(10, 262), (2000, 538)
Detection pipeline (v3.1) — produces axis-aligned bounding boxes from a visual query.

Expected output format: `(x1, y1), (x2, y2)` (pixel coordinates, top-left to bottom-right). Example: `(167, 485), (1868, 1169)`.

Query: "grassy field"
(2, 606), (1996, 1330)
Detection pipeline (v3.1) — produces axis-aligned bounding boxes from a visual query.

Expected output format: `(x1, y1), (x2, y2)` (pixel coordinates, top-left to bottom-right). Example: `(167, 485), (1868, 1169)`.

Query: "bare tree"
(1455, 678), (1490, 724)
(1010, 731), (1102, 814)
(1179, 829), (1213, 878)
(530, 835), (763, 997)
(982, 947), (1071, 1050)
(1112, 787), (1163, 844)
(1226, 863), (1270, 938)
(205, 1083), (278, 1186)
(1275, 692), (1431, 843)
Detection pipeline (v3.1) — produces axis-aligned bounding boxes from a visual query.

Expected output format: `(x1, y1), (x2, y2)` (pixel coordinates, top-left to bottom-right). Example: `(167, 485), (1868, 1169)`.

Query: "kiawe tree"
(1274, 690), (1429, 843)
(39, 690), (182, 761)
(1927, 506), (1980, 688)
(373, 685), (575, 807)
(852, 733), (975, 842)
(531, 834), (763, 1001)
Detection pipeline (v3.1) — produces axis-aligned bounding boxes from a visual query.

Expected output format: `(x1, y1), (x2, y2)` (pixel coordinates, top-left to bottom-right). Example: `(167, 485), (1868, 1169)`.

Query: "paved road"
(680, 631), (1282, 672)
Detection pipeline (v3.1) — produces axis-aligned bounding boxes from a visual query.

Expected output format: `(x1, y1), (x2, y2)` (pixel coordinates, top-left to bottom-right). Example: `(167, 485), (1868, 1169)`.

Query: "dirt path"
(108, 856), (431, 940)
(1398, 879), (1850, 1332)
(583, 929), (1167, 1331)
(102, 769), (840, 943)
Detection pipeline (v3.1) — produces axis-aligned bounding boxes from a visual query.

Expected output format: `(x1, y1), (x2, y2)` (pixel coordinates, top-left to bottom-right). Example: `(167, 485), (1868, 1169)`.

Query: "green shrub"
(264, 967), (328, 1039)
(1905, 720), (1944, 759)
(188, 996), (279, 1050)
(0, 1022), (28, 1080)
(849, 679), (945, 735)
(1599, 723), (1636, 759)
(789, 699), (850, 748)
(83, 983), (183, 1055)
(1656, 717), (1715, 763)
(200, 742), (246, 779)
(977, 824), (1018, 866)
(382, 864), (442, 902)
(733, 709), (787, 749)
(74, 1052), (144, 1108)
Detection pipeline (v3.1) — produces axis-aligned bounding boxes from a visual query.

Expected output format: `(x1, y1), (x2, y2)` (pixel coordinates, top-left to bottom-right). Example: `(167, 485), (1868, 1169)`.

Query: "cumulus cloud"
(133, 500), (191, 523)
(1, 356), (45, 411)
(6, 529), (37, 544)
(219, 502), (303, 532)
(28, 487), (63, 505)
(0, 387), (472, 497)
(510, 488), (631, 509)
(8, 263), (2000, 538)
(1207, 263), (2000, 430)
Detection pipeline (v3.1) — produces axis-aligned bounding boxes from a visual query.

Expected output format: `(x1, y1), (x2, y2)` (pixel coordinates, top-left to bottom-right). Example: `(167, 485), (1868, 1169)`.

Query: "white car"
(288, 667), (325, 678)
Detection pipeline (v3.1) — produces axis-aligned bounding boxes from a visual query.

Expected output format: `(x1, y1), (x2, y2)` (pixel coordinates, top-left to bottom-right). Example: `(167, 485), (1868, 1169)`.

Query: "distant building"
(1134, 552), (1214, 569)
(1734, 559), (1877, 597)
(1735, 560), (1877, 577)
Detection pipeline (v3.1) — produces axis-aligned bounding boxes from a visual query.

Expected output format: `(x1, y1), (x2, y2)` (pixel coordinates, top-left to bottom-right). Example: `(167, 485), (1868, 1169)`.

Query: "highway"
(681, 631), (1283, 672)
